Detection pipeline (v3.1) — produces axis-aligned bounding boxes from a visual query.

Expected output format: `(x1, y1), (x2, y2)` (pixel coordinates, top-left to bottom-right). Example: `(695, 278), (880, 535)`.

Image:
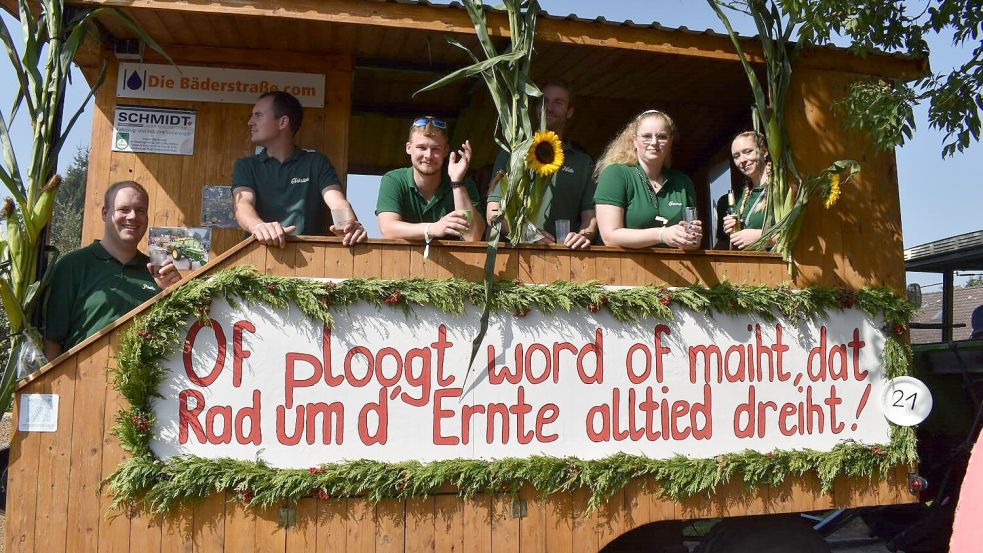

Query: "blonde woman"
(593, 110), (702, 249)
(723, 131), (770, 249)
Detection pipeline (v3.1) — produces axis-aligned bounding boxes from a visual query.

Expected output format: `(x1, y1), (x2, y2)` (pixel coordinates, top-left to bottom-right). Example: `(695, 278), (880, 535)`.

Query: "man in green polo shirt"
(486, 81), (597, 249)
(43, 181), (181, 358)
(232, 91), (367, 248)
(375, 117), (485, 242)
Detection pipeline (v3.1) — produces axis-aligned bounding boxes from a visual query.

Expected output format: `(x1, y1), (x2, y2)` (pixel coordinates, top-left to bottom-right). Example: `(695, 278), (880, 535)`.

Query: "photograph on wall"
(148, 227), (212, 271)
(201, 186), (238, 228)
(112, 104), (197, 155)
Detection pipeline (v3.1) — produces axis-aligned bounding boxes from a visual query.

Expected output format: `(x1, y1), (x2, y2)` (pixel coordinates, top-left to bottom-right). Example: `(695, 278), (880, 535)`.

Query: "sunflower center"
(534, 142), (556, 165)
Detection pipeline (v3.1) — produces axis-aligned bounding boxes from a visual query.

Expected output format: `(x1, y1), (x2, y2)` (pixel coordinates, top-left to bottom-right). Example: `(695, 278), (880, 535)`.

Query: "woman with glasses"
(593, 110), (702, 249)
(722, 131), (771, 250)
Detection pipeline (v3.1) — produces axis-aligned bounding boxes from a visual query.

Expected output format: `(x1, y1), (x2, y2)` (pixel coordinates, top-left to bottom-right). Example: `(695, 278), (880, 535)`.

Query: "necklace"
(635, 164), (663, 209)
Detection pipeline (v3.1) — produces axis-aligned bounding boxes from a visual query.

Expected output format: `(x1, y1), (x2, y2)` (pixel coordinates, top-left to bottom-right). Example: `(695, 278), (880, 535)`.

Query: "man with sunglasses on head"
(486, 80), (597, 249)
(232, 91), (367, 248)
(375, 116), (485, 242)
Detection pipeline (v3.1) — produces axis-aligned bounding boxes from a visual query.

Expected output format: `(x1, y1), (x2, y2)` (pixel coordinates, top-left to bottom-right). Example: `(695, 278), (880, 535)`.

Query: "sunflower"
(824, 174), (841, 209)
(526, 131), (564, 177)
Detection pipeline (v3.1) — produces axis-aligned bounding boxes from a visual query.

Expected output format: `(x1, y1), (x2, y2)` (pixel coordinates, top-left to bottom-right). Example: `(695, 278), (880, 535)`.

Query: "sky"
(1, 0), (980, 288)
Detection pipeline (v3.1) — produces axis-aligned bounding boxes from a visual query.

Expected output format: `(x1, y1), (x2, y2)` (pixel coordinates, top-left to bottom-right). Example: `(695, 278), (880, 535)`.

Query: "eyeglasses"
(636, 132), (671, 144)
(413, 116), (448, 129)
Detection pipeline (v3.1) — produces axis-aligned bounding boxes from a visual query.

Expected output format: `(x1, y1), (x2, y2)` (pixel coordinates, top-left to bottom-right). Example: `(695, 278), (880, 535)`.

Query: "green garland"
(106, 266), (916, 513)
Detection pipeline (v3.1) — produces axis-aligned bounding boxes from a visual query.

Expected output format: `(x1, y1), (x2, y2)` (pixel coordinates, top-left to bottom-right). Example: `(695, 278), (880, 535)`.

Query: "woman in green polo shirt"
(593, 110), (702, 249)
(723, 131), (771, 250)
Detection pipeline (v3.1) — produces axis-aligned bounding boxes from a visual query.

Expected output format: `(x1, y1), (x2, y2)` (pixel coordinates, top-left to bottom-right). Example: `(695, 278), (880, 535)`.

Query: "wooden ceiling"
(3, 1), (922, 178)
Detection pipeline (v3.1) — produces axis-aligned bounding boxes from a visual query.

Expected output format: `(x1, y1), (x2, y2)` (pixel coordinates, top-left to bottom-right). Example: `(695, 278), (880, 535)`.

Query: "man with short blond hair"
(375, 116), (485, 242)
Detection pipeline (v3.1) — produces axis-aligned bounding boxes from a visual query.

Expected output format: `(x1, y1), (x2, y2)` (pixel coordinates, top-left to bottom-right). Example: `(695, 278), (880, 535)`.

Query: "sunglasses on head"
(413, 116), (448, 129)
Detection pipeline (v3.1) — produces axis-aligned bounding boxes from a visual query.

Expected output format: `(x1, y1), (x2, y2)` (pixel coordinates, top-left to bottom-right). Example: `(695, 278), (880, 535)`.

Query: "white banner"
(113, 105), (196, 155)
(151, 297), (890, 467)
(117, 63), (325, 107)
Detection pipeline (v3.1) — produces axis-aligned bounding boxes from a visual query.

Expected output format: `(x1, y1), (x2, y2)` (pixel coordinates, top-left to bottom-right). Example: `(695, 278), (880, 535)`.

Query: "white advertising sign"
(117, 63), (325, 107)
(113, 105), (197, 155)
(152, 297), (891, 467)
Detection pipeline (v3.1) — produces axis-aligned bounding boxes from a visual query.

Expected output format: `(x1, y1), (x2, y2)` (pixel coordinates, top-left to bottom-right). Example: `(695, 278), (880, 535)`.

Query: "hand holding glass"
(148, 247), (169, 277)
(331, 207), (355, 231)
(554, 219), (571, 243)
(684, 207), (698, 236)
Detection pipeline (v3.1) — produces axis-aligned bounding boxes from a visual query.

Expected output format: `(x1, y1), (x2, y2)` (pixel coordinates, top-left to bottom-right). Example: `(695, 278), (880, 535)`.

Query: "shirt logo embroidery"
(668, 200), (683, 207)
(141, 283), (156, 292)
(561, 166), (575, 174)
(290, 177), (310, 184)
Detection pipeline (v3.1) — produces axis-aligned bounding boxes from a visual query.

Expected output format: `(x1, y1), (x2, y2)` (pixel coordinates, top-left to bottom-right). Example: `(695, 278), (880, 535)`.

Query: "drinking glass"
(554, 219), (571, 242)
(684, 207), (698, 235)
(331, 207), (354, 230)
(148, 247), (169, 277)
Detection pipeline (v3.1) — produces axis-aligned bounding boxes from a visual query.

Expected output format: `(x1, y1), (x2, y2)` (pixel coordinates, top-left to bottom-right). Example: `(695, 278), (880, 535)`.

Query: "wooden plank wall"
(787, 67), (907, 292)
(6, 241), (915, 553)
(78, 47), (354, 260)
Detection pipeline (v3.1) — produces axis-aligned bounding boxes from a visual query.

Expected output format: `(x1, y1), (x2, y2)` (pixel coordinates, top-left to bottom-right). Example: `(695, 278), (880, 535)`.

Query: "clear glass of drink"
(148, 247), (169, 277)
(554, 219), (571, 243)
(684, 207), (698, 235)
(331, 207), (354, 231)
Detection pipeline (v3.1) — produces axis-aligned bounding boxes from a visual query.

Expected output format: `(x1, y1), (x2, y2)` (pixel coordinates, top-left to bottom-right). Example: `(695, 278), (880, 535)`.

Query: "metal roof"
(380, 0), (920, 62)
(905, 231), (983, 272)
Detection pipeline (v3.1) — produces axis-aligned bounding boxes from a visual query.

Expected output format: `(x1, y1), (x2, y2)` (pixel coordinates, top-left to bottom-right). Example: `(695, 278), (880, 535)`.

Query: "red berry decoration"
(588, 303), (601, 313)
(836, 289), (858, 308)
(514, 308), (529, 318)
(240, 490), (255, 503)
(894, 324), (906, 336)
(384, 291), (402, 304)
(266, 283), (277, 293)
(317, 489), (331, 500)
(871, 446), (887, 457)
(308, 466), (324, 475)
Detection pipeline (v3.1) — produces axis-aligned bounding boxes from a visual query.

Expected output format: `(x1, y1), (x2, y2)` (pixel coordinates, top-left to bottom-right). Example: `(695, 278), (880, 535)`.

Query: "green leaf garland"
(106, 266), (917, 514)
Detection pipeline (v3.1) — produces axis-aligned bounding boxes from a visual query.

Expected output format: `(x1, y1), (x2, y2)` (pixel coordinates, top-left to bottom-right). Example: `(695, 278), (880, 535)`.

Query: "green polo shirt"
(231, 147), (340, 236)
(487, 145), (595, 238)
(594, 164), (697, 229)
(375, 167), (481, 223)
(44, 241), (160, 350)
(739, 187), (767, 230)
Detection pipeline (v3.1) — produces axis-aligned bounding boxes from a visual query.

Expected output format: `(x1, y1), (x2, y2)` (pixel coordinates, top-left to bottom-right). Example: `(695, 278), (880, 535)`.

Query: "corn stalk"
(0, 0), (170, 413)
(708, 0), (859, 266)
(416, 0), (545, 384)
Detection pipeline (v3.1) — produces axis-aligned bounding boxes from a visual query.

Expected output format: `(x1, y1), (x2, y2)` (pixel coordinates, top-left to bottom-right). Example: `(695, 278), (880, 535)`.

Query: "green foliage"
(0, 0), (171, 415)
(105, 268), (918, 514)
(966, 276), (983, 287)
(707, 1), (863, 264)
(48, 146), (88, 256)
(833, 80), (918, 151)
(780, 0), (983, 157)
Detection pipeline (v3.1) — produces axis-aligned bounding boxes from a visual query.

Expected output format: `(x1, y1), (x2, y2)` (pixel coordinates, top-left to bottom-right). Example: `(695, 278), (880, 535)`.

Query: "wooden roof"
(3, 0), (928, 175)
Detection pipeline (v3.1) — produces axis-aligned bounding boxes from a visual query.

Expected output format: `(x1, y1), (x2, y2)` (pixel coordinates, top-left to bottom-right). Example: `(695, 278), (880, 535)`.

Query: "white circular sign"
(880, 376), (933, 426)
